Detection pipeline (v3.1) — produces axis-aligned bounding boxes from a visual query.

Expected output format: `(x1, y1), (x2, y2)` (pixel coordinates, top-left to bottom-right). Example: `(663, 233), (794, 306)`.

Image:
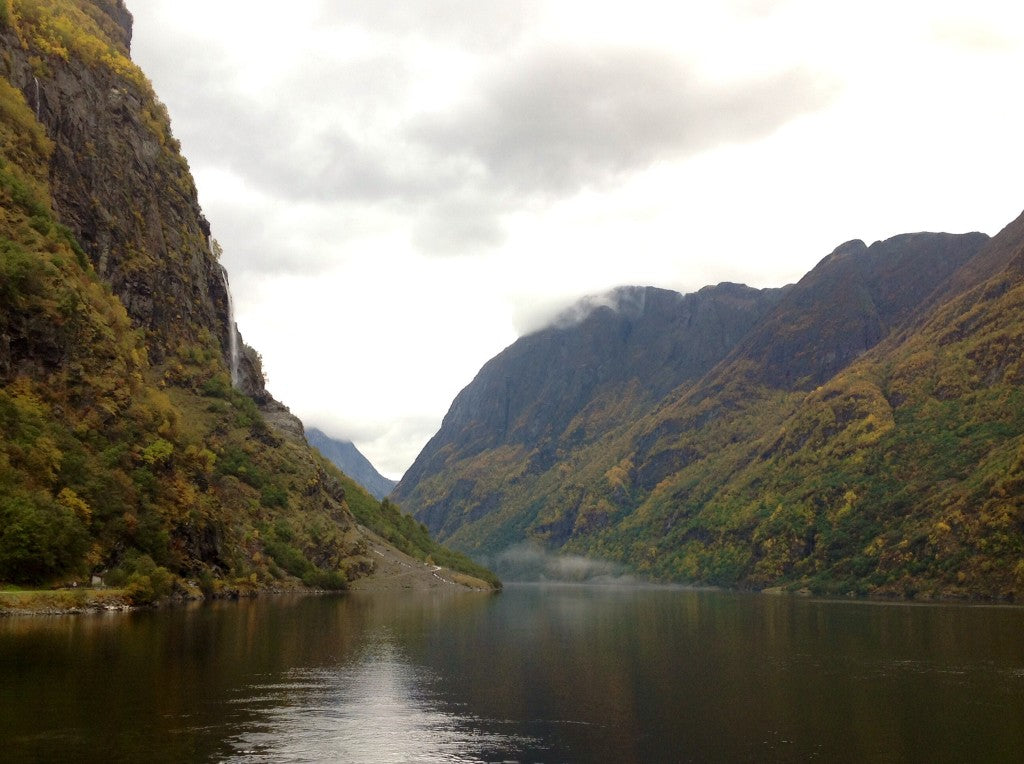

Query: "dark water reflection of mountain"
(3, 585), (1024, 762)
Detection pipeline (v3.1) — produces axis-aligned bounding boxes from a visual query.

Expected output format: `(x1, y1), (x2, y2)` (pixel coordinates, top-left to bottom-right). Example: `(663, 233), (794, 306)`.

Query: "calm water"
(2, 585), (1024, 763)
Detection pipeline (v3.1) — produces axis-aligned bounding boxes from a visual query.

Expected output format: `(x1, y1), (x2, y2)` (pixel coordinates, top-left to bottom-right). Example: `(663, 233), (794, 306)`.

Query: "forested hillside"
(393, 219), (1024, 599)
(0, 0), (497, 598)
(574, 219), (1024, 598)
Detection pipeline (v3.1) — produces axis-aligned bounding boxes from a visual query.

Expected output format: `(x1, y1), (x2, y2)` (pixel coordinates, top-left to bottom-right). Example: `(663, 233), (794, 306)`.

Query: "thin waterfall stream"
(219, 262), (241, 388)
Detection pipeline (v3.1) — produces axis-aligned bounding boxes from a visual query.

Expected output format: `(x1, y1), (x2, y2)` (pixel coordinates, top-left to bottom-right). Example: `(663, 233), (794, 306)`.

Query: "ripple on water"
(223, 638), (539, 764)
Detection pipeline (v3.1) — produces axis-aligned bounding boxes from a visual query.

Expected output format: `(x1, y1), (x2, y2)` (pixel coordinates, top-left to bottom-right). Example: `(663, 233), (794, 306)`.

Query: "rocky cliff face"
(2, 0), (242, 373)
(428, 283), (783, 453)
(726, 232), (989, 390)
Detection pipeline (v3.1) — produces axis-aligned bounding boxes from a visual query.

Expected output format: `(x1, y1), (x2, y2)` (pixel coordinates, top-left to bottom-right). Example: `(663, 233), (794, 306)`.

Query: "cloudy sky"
(128, 0), (1024, 479)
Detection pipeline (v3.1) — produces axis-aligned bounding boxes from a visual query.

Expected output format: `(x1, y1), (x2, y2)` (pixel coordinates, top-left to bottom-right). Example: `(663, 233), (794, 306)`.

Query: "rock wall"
(1, 1), (247, 378)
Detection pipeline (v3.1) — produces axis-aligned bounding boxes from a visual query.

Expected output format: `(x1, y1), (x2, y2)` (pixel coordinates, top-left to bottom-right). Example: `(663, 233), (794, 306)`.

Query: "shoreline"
(0, 580), (492, 618)
(5, 578), (1018, 617)
(0, 587), (136, 616)
(0, 534), (497, 616)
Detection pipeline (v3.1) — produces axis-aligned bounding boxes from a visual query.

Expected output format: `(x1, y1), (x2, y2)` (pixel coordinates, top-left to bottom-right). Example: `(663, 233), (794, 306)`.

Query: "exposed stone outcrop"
(2, 4), (268, 398)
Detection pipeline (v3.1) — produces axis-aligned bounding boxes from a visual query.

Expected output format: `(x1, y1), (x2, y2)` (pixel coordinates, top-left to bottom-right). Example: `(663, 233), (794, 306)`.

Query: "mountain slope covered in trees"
(393, 221), (1024, 598)
(0, 0), (497, 597)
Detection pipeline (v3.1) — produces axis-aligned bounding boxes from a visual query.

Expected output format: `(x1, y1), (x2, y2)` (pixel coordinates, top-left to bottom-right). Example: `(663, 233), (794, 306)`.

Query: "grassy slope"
(323, 454), (501, 589)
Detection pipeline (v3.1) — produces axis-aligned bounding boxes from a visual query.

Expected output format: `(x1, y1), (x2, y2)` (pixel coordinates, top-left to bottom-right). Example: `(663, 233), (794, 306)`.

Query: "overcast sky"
(129, 0), (1024, 480)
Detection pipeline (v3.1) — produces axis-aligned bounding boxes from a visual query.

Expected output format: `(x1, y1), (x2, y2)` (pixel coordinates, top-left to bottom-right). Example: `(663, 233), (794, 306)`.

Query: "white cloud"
(231, 257), (517, 478)
(413, 46), (833, 196)
(128, 0), (1024, 479)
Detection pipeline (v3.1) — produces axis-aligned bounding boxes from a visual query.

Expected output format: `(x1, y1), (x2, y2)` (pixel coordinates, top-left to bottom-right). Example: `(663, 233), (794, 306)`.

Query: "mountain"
(0, 0), (497, 596)
(394, 282), (786, 542)
(306, 428), (397, 500)
(588, 216), (1024, 599)
(392, 226), (1022, 597)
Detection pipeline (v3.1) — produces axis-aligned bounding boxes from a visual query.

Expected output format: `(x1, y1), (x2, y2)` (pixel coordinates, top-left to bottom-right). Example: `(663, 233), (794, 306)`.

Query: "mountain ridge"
(306, 428), (397, 501)
(392, 224), (1024, 598)
(395, 281), (787, 540)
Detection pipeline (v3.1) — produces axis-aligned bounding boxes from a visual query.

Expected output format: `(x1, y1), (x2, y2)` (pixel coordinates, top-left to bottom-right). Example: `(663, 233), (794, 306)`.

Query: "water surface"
(2, 585), (1024, 762)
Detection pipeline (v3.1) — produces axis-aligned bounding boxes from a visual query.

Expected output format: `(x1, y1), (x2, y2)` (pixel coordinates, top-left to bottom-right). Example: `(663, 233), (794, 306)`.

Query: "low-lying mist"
(488, 542), (640, 585)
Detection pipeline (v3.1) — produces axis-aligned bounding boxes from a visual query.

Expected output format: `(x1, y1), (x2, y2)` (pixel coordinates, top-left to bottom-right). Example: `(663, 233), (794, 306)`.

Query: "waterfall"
(219, 264), (241, 388)
(33, 76), (40, 121)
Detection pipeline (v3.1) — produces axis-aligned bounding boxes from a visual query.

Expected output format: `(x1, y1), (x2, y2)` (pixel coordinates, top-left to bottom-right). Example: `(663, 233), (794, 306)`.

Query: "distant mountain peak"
(830, 238), (868, 257)
(542, 285), (657, 332)
(306, 428), (397, 500)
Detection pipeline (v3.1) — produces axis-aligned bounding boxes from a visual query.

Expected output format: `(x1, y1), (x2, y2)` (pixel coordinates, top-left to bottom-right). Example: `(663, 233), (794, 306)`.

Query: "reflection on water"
(226, 630), (535, 763)
(3, 586), (1024, 762)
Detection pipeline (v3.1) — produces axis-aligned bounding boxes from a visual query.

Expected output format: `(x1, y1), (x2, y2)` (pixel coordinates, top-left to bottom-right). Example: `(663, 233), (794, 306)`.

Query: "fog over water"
(490, 541), (641, 584)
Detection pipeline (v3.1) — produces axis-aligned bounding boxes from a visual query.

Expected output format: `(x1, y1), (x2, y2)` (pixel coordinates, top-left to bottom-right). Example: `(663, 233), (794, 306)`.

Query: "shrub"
(0, 488), (88, 583)
(141, 437), (173, 468)
(106, 552), (174, 604)
(260, 483), (288, 508)
(263, 539), (347, 590)
(201, 376), (230, 399)
(302, 569), (348, 591)
(215, 445), (264, 487)
(263, 539), (311, 580)
(197, 569), (216, 597)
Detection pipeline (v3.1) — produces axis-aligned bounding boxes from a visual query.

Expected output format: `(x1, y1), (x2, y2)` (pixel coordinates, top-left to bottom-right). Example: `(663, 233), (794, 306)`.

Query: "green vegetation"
(403, 230), (1024, 600)
(324, 456), (502, 589)
(568, 283), (1024, 600)
(10, 0), (143, 88)
(104, 552), (174, 604)
(0, 0), (499, 602)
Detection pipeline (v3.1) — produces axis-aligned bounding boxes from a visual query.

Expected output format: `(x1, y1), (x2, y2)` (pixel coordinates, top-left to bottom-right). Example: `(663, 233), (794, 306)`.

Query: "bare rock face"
(2, 3), (268, 395)
(727, 232), (989, 391)
(14, 60), (213, 362)
(261, 399), (307, 444)
(237, 343), (272, 404)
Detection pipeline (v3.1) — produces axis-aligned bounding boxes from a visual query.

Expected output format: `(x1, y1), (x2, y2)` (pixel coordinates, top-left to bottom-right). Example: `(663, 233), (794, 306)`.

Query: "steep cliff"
(395, 281), (786, 547)
(0, 0), (496, 595)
